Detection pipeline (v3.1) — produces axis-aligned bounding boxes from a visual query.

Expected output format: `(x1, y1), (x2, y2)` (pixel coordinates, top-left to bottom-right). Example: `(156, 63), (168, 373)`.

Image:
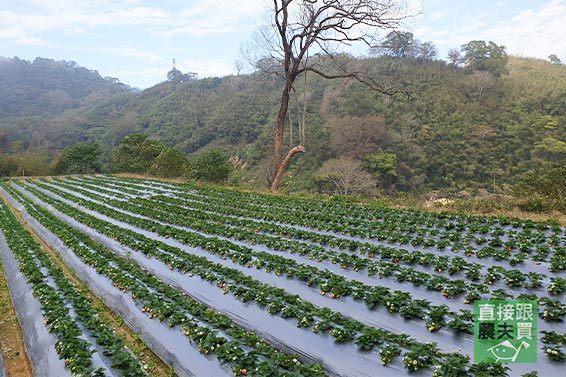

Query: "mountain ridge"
(0, 54), (564, 196)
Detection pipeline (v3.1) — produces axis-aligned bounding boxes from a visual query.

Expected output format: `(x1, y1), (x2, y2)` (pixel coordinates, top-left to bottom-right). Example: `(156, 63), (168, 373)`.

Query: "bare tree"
(315, 157), (376, 195)
(251, 0), (410, 191)
(465, 70), (494, 100)
(447, 48), (462, 68)
(471, 124), (496, 142)
(330, 115), (387, 159)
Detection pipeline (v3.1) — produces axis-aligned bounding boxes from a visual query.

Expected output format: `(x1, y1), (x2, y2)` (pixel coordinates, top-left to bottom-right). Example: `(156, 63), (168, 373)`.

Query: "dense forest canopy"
(0, 47), (564, 208)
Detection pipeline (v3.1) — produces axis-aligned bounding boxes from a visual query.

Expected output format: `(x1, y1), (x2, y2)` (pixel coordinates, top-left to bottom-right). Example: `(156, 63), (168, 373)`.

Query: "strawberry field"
(1, 175), (565, 376)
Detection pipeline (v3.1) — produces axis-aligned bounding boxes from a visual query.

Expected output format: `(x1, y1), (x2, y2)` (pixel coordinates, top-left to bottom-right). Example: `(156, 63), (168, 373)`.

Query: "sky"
(1, 0), (565, 89)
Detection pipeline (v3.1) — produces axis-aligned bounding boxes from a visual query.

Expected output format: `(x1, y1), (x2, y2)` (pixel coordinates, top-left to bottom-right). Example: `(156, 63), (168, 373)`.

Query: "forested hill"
(0, 57), (131, 118)
(0, 54), (565, 195)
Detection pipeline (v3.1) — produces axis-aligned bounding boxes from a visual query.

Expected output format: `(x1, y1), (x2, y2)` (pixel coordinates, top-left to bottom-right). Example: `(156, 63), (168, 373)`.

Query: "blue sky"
(1, 0), (564, 89)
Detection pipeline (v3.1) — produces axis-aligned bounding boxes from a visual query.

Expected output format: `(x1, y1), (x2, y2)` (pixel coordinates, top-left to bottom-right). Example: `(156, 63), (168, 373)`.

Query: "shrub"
(188, 150), (231, 183)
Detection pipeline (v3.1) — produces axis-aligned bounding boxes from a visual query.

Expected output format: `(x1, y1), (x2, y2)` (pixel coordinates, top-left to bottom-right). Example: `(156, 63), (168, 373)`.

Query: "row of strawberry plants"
(97, 175), (563, 236)
(158, 190), (563, 269)
(86, 177), (566, 368)
(0, 197), (147, 376)
(109, 175), (565, 244)
(8, 181), (481, 373)
(2, 183), (326, 377)
(77, 177), (565, 272)
(59, 179), (488, 268)
(53, 178), (481, 271)
(72, 178), (560, 375)
(25, 181), (566, 336)
(47, 179), (494, 288)
(27, 180), (484, 328)
(45, 179), (562, 303)
(64, 180), (131, 199)
(121, 193), (560, 292)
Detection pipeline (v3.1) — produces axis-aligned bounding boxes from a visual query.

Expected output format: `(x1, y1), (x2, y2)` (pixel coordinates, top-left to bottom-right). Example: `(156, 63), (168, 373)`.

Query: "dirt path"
(0, 259), (33, 377)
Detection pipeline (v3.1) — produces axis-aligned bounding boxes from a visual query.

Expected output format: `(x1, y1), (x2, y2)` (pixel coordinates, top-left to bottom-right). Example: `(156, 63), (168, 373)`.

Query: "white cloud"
(462, 0), (566, 59)
(0, 0), (267, 43)
(172, 56), (235, 78)
(0, 35), (55, 49)
(3, 0), (563, 88)
(412, 0), (566, 60)
(154, 17), (237, 38)
(110, 66), (168, 86)
(99, 46), (165, 64)
(111, 55), (237, 89)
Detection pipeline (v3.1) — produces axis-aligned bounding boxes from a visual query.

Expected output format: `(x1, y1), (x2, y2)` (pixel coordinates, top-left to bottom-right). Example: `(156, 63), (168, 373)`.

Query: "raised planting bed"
(1, 176), (564, 377)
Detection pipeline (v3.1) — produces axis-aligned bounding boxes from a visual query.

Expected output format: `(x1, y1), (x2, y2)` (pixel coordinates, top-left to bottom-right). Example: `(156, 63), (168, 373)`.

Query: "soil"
(0, 261), (33, 377)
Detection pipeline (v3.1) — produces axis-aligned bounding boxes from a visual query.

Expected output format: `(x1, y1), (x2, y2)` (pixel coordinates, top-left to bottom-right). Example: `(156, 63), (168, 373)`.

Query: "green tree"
(380, 31), (416, 58)
(534, 137), (566, 160)
(0, 154), (18, 177)
(460, 40), (508, 76)
(167, 67), (183, 82)
(149, 148), (188, 178)
(515, 167), (566, 211)
(11, 148), (52, 176)
(548, 54), (562, 64)
(374, 31), (437, 60)
(363, 151), (398, 187)
(111, 133), (165, 173)
(55, 143), (102, 174)
(188, 149), (231, 183)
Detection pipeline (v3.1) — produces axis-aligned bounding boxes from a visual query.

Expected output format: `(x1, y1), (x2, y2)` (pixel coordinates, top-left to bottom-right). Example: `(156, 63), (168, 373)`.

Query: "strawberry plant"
(548, 277), (566, 295)
(354, 328), (387, 351)
(468, 363), (510, 376)
(399, 299), (429, 320)
(544, 346), (566, 362)
(403, 342), (439, 372)
(446, 316), (473, 334)
(431, 351), (470, 377)
(426, 305), (449, 332)
(379, 344), (401, 366)
(329, 327), (356, 343)
(541, 331), (566, 347)
(465, 266), (482, 281)
(504, 269), (526, 287)
(464, 290), (481, 304)
(549, 254), (566, 273)
(540, 298), (566, 322)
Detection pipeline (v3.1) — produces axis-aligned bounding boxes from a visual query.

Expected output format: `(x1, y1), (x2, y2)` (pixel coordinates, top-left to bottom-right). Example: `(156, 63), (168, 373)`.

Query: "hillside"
(0, 57), (131, 118)
(0, 55), (565, 198)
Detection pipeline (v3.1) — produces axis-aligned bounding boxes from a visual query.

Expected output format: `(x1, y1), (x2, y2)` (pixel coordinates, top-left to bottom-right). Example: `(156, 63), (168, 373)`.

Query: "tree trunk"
(271, 145), (305, 192)
(274, 82), (292, 177)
